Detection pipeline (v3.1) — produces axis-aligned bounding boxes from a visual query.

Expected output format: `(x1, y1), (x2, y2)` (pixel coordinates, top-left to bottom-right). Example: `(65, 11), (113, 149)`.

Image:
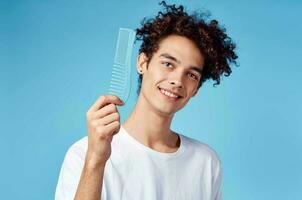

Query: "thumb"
(115, 97), (125, 106)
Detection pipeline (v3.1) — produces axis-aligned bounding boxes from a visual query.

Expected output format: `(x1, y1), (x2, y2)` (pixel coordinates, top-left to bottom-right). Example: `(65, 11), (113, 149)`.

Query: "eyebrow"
(159, 53), (203, 75)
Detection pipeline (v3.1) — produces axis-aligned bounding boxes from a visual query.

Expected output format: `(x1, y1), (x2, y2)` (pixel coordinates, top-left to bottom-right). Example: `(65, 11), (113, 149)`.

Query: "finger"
(103, 121), (120, 137)
(95, 112), (120, 126)
(88, 95), (124, 113)
(92, 103), (117, 120)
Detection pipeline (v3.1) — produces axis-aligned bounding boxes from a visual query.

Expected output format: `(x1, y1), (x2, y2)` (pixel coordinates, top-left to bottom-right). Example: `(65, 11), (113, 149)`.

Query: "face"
(137, 35), (204, 116)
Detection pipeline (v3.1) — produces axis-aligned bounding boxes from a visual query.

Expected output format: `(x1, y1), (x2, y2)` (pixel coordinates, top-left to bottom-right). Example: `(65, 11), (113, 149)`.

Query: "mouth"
(158, 87), (182, 101)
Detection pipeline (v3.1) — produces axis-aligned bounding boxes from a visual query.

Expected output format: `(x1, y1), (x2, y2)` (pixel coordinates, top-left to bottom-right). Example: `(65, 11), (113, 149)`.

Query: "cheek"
(182, 82), (198, 97)
(150, 67), (167, 81)
(141, 70), (164, 90)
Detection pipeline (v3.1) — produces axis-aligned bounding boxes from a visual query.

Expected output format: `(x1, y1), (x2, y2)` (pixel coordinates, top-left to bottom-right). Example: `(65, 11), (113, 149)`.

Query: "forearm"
(74, 154), (106, 200)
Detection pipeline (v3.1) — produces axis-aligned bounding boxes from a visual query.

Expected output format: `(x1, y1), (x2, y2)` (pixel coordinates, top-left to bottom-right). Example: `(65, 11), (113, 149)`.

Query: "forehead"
(155, 35), (204, 67)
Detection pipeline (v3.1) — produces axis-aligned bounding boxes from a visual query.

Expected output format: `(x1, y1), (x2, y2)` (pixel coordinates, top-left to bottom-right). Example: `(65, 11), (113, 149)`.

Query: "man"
(55, 1), (238, 200)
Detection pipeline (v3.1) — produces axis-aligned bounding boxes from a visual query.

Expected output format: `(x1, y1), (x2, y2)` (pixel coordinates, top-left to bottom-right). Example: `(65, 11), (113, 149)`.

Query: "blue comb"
(108, 28), (136, 104)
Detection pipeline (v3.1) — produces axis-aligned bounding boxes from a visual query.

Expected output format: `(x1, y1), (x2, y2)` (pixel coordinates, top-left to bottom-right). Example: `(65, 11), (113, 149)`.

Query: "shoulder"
(55, 136), (88, 200)
(63, 136), (88, 164)
(180, 135), (223, 197)
(68, 136), (88, 153)
(180, 134), (222, 167)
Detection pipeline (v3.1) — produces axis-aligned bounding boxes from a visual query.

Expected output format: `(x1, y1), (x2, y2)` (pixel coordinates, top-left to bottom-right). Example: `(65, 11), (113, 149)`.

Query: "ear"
(137, 53), (149, 74)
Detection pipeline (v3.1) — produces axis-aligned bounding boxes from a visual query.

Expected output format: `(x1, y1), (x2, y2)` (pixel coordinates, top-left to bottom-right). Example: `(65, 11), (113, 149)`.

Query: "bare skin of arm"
(74, 153), (106, 200)
(74, 95), (124, 200)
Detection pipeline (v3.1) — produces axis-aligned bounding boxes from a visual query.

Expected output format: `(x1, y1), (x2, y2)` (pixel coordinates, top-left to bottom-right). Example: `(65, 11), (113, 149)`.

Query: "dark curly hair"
(135, 1), (238, 95)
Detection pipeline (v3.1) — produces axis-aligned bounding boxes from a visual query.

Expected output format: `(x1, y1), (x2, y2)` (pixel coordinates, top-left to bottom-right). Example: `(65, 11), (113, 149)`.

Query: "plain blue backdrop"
(1, 0), (301, 199)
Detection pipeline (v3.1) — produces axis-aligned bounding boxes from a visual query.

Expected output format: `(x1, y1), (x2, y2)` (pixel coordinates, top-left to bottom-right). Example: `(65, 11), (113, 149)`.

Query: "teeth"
(160, 88), (179, 98)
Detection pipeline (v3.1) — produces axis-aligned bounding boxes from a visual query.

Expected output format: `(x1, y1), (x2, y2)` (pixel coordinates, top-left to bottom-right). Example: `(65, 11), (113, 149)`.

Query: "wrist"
(85, 151), (107, 170)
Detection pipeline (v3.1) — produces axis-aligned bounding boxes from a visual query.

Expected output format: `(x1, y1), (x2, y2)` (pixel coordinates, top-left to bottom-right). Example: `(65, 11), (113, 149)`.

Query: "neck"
(123, 92), (180, 152)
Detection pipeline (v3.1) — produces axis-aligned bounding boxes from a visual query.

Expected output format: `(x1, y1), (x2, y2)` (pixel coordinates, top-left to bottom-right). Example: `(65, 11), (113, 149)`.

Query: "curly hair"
(135, 1), (238, 95)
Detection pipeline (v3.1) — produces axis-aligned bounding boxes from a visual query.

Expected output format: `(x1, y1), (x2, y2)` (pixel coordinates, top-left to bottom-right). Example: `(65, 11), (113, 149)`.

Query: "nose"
(168, 69), (185, 88)
(169, 80), (183, 88)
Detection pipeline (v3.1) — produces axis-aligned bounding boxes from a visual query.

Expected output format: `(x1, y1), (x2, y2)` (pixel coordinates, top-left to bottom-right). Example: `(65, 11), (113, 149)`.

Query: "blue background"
(1, 0), (301, 199)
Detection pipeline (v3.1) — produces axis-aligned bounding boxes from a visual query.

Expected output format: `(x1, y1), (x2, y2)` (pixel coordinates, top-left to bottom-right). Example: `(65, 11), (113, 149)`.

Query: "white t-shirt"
(55, 125), (223, 200)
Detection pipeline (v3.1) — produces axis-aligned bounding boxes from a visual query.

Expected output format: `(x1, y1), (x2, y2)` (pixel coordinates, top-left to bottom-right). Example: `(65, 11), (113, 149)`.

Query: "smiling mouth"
(158, 87), (182, 99)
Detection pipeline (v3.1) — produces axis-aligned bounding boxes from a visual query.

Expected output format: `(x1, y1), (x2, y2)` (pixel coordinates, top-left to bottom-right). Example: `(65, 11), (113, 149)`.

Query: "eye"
(162, 61), (173, 68)
(188, 72), (199, 81)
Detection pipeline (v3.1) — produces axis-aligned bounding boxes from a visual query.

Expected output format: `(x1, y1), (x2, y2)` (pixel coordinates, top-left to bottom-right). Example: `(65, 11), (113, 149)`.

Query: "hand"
(85, 95), (124, 166)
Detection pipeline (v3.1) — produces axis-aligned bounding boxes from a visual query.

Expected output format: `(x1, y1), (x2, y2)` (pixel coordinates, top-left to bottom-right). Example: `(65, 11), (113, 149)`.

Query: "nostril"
(169, 81), (183, 89)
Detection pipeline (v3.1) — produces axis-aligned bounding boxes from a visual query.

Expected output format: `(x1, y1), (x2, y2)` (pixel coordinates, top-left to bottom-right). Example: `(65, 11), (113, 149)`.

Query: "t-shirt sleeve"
(211, 158), (223, 200)
(55, 145), (85, 200)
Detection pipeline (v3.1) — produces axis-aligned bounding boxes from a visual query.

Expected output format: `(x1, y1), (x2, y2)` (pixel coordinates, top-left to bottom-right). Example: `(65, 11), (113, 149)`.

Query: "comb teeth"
(108, 28), (136, 103)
